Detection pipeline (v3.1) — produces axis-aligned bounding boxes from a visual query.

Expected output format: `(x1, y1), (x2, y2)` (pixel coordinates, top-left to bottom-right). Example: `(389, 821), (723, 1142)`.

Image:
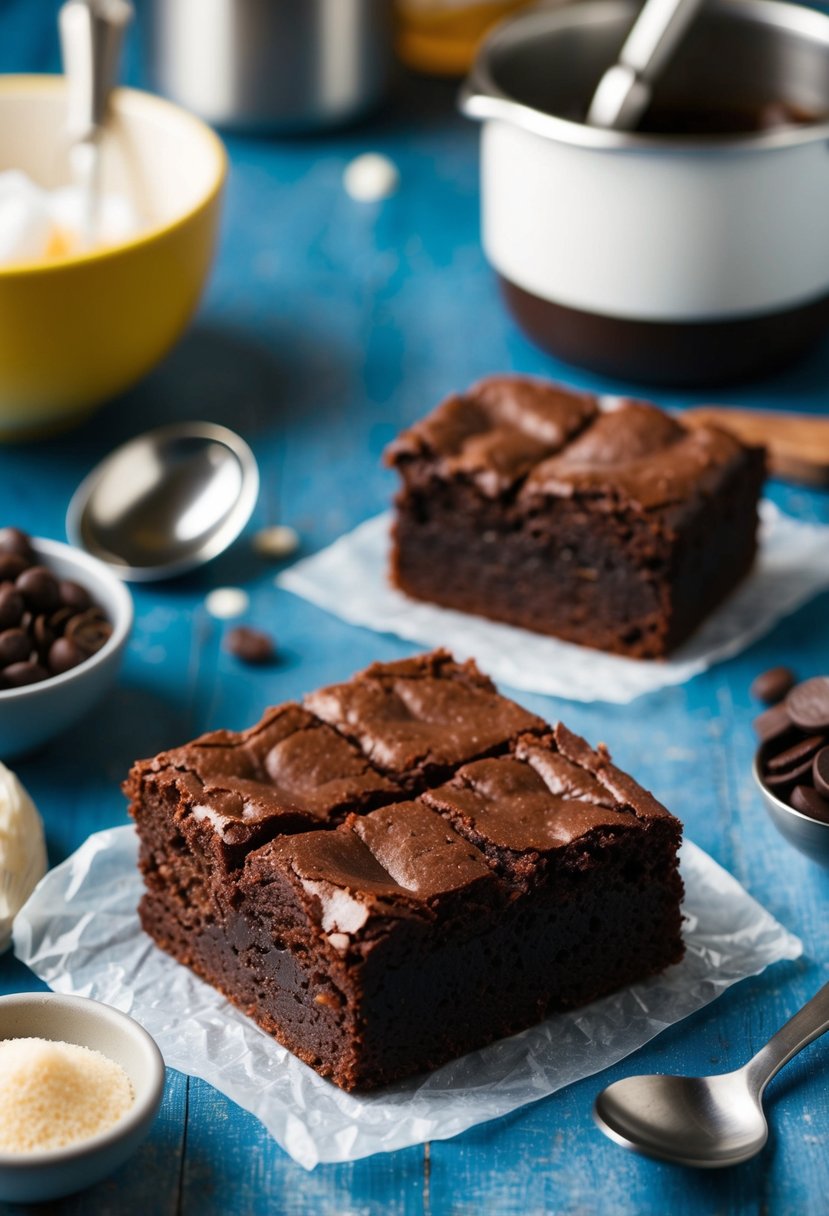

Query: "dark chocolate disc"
(790, 784), (829, 824)
(764, 756), (816, 794)
(750, 666), (796, 706)
(813, 747), (829, 799)
(766, 735), (825, 774)
(786, 677), (829, 732)
(752, 702), (794, 744)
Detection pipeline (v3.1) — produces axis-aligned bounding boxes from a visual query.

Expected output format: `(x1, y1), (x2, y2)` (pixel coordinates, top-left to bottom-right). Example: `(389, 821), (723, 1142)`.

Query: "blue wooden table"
(2, 3), (829, 1212)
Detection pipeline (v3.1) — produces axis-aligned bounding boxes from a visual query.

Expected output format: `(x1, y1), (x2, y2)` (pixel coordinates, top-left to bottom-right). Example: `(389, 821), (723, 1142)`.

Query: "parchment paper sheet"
(15, 827), (801, 1169)
(278, 503), (829, 703)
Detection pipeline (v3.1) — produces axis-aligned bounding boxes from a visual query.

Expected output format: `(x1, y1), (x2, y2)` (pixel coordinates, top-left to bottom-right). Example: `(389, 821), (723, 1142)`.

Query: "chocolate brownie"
(386, 376), (765, 658)
(127, 650), (684, 1091)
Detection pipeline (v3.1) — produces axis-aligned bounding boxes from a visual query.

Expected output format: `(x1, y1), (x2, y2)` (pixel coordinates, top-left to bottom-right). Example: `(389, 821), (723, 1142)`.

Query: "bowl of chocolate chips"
(752, 667), (829, 868)
(0, 528), (132, 759)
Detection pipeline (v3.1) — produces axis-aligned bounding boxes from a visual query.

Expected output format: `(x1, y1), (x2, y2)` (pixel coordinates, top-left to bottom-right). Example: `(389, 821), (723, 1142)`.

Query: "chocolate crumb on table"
(126, 649), (684, 1092)
(385, 376), (765, 659)
(225, 625), (276, 665)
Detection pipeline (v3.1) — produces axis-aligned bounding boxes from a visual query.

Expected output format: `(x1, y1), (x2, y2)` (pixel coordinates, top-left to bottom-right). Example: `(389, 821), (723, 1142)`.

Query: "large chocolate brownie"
(127, 651), (684, 1091)
(386, 376), (765, 658)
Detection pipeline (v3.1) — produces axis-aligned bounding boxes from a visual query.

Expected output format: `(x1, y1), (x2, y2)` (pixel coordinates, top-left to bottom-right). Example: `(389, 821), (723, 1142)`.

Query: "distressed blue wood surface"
(1, 3), (829, 1213)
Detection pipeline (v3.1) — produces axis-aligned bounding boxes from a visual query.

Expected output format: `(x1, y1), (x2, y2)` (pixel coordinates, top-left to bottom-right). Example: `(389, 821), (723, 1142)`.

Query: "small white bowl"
(0, 992), (165, 1203)
(0, 538), (133, 759)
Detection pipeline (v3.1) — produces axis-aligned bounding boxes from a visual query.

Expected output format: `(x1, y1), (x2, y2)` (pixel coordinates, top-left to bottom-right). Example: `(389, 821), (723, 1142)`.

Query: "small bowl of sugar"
(0, 992), (165, 1203)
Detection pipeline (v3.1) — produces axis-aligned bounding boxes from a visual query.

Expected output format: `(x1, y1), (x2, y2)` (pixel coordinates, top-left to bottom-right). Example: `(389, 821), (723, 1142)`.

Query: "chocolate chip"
(224, 626), (275, 665)
(785, 677), (829, 732)
(48, 605), (76, 634)
(15, 565), (60, 613)
(0, 533), (112, 694)
(752, 702), (793, 744)
(58, 579), (91, 611)
(766, 734), (825, 774)
(65, 608), (113, 656)
(31, 614), (55, 657)
(0, 553), (27, 582)
(750, 666), (796, 705)
(790, 784), (829, 824)
(813, 747), (829, 799)
(0, 628), (31, 668)
(2, 659), (49, 687)
(0, 586), (24, 630)
(48, 636), (86, 675)
(0, 527), (33, 559)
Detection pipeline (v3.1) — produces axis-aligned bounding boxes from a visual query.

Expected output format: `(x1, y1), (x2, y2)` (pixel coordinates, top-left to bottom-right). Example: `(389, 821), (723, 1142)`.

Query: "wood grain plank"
(178, 1079), (426, 1216)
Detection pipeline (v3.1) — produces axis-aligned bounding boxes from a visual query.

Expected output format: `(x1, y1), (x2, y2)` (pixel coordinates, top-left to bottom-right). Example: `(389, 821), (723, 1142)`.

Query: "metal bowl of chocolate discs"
(0, 529), (133, 759)
(752, 670), (829, 868)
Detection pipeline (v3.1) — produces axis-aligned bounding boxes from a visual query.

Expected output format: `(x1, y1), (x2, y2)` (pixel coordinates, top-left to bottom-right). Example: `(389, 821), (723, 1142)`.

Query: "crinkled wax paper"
(278, 502), (829, 703)
(14, 826), (800, 1169)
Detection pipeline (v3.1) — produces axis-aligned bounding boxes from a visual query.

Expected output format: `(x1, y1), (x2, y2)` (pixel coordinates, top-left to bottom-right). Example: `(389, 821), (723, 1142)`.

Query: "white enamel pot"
(461, 0), (829, 386)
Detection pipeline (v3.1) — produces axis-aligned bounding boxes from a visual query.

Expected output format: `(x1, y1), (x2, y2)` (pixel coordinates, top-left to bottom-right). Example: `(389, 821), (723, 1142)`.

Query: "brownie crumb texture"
(127, 649), (684, 1091)
(386, 376), (765, 658)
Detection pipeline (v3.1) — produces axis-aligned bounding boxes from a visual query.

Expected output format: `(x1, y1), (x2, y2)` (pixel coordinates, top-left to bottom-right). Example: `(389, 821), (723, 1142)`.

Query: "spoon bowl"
(67, 421), (259, 580)
(594, 979), (829, 1168)
(594, 1069), (768, 1168)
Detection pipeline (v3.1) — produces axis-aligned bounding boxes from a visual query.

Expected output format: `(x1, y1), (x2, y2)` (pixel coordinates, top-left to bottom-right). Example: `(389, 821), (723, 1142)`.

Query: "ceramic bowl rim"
(0, 536), (133, 702)
(0, 992), (165, 1171)
(0, 75), (227, 280)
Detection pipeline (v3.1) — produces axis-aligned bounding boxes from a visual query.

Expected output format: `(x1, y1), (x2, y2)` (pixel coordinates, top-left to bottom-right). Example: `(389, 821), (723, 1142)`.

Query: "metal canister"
(141, 0), (395, 132)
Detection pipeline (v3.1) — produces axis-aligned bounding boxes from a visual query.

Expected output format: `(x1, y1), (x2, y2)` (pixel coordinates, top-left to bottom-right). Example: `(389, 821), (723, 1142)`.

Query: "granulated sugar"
(0, 1037), (134, 1153)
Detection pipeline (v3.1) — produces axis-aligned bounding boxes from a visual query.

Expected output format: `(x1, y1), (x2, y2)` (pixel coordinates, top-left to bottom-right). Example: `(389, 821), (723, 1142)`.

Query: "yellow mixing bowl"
(0, 76), (226, 441)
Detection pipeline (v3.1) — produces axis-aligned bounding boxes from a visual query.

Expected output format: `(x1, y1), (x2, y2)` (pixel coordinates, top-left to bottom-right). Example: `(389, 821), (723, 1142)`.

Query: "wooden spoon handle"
(684, 406), (829, 488)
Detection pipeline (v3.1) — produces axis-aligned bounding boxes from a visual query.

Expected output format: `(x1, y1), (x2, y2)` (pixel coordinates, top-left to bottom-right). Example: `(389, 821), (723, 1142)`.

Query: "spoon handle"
(743, 980), (829, 1094)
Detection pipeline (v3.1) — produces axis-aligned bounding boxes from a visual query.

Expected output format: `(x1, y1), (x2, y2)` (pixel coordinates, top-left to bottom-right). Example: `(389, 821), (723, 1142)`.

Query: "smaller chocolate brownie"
(304, 648), (544, 788)
(387, 376), (765, 657)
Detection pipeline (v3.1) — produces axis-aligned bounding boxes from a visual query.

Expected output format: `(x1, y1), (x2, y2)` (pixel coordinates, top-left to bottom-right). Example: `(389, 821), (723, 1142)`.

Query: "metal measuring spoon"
(594, 980), (829, 1167)
(586, 0), (705, 130)
(66, 422), (260, 581)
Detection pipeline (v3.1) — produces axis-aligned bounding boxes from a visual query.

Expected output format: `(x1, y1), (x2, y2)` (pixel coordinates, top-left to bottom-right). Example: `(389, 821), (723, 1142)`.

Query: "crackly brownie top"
(386, 375), (598, 495)
(387, 377), (757, 511)
(424, 723), (674, 869)
(524, 401), (748, 511)
(241, 718), (678, 938)
(245, 801), (497, 937)
(304, 648), (544, 784)
(132, 702), (398, 834)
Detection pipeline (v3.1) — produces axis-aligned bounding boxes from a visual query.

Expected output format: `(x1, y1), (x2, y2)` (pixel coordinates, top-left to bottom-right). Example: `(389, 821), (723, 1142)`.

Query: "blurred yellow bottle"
(396, 0), (532, 75)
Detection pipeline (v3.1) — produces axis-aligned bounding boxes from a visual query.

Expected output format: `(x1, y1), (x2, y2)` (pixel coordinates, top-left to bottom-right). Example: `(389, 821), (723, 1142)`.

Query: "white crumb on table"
(205, 587), (250, 620)
(343, 154), (400, 203)
(253, 525), (300, 560)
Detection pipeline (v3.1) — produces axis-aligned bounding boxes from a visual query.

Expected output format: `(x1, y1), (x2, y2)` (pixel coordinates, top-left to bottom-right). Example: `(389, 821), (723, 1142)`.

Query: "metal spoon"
(594, 980), (829, 1167)
(59, 0), (133, 249)
(586, 0), (705, 130)
(66, 422), (260, 581)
